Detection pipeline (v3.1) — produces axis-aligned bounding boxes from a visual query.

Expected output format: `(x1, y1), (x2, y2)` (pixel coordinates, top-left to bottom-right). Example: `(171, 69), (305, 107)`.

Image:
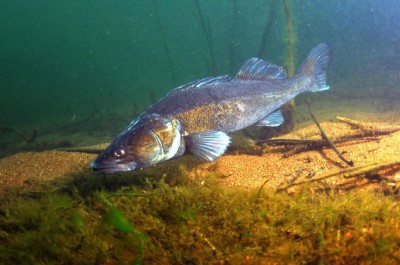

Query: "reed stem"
(152, 0), (177, 86)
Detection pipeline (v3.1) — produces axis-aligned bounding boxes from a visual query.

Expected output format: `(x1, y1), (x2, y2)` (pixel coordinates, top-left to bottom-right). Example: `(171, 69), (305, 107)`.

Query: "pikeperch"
(91, 43), (331, 173)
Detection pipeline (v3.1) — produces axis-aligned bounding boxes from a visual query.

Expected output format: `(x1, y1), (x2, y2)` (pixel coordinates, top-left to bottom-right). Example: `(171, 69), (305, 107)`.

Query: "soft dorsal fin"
(235, 58), (287, 81)
(168, 75), (232, 96)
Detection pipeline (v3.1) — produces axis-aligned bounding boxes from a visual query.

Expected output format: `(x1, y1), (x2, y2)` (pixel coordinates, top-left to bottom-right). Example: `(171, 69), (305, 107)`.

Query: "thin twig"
(306, 98), (354, 166)
(257, 179), (270, 198)
(192, 227), (226, 262)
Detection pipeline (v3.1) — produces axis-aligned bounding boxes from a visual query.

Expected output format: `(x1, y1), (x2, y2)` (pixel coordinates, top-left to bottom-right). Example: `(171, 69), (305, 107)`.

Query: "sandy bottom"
(1, 97), (400, 193)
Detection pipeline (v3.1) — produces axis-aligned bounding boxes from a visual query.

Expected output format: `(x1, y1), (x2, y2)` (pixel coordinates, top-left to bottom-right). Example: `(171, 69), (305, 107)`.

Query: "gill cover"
(91, 114), (184, 173)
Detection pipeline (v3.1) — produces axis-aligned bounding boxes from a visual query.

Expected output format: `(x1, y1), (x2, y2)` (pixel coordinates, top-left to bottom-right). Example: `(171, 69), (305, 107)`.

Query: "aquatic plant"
(192, 0), (217, 75)
(229, 0), (238, 74)
(1, 175), (400, 264)
(257, 0), (280, 59)
(282, 0), (296, 77)
(151, 0), (177, 87)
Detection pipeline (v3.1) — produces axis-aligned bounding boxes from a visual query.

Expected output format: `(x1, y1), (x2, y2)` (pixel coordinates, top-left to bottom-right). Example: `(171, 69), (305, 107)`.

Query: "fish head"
(91, 114), (184, 174)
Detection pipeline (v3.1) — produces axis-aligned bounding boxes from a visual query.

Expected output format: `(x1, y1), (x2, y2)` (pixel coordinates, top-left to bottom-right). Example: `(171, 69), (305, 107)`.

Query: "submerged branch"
(336, 116), (400, 136)
(256, 138), (375, 147)
(257, 114), (398, 158)
(276, 159), (400, 192)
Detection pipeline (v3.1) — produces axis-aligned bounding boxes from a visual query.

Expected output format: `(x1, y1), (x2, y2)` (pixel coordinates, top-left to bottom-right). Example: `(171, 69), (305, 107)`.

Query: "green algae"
(0, 174), (400, 264)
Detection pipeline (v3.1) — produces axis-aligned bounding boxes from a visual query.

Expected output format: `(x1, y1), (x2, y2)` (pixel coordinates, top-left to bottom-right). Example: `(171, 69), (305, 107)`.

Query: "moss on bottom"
(1, 177), (400, 265)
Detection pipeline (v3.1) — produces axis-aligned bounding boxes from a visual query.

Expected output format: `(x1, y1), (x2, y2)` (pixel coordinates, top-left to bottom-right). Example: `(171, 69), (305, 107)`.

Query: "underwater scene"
(1, 0), (400, 264)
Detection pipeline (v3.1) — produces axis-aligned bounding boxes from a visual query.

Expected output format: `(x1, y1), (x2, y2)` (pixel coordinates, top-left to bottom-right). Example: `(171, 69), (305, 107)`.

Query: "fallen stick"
(276, 159), (400, 192)
(57, 147), (103, 154)
(336, 116), (400, 135)
(257, 137), (377, 147)
(257, 138), (377, 158)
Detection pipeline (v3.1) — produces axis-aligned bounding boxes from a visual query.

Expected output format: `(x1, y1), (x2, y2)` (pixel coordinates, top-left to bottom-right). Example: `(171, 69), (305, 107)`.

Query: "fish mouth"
(91, 161), (137, 174)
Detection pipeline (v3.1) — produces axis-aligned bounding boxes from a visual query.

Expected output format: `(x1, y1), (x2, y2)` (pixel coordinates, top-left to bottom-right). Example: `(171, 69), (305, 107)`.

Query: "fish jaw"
(91, 159), (137, 174)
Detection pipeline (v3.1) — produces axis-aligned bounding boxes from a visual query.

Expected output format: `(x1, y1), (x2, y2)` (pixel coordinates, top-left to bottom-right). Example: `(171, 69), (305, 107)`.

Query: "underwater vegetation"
(1, 176), (400, 264)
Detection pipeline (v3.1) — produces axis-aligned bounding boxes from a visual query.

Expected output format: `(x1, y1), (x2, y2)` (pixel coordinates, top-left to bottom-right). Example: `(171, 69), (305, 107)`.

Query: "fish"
(91, 43), (331, 174)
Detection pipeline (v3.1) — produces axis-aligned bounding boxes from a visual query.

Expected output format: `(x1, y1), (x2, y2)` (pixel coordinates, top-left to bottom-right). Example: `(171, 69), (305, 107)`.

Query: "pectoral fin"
(185, 130), (231, 161)
(256, 109), (284, 127)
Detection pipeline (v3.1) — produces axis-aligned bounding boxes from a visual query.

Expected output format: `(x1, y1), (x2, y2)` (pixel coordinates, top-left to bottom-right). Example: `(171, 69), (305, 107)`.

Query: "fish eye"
(113, 149), (126, 159)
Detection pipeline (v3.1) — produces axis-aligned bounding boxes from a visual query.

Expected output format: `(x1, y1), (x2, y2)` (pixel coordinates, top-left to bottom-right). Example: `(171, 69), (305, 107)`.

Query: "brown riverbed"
(1, 97), (399, 193)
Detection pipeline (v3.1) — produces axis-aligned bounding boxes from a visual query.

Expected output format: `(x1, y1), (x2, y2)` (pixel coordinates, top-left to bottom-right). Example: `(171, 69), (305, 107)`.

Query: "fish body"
(144, 74), (314, 134)
(91, 43), (331, 174)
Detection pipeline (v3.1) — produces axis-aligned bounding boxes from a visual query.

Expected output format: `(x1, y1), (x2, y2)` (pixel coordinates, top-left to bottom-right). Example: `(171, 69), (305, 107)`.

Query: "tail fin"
(298, 43), (331, 92)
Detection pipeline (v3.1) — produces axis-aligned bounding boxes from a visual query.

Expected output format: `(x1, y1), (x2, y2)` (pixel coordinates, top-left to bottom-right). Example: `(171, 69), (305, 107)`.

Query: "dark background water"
(0, 0), (399, 130)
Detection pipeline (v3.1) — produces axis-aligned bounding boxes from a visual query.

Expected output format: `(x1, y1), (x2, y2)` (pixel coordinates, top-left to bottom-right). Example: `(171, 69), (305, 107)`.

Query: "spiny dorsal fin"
(168, 75), (231, 96)
(235, 58), (287, 81)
